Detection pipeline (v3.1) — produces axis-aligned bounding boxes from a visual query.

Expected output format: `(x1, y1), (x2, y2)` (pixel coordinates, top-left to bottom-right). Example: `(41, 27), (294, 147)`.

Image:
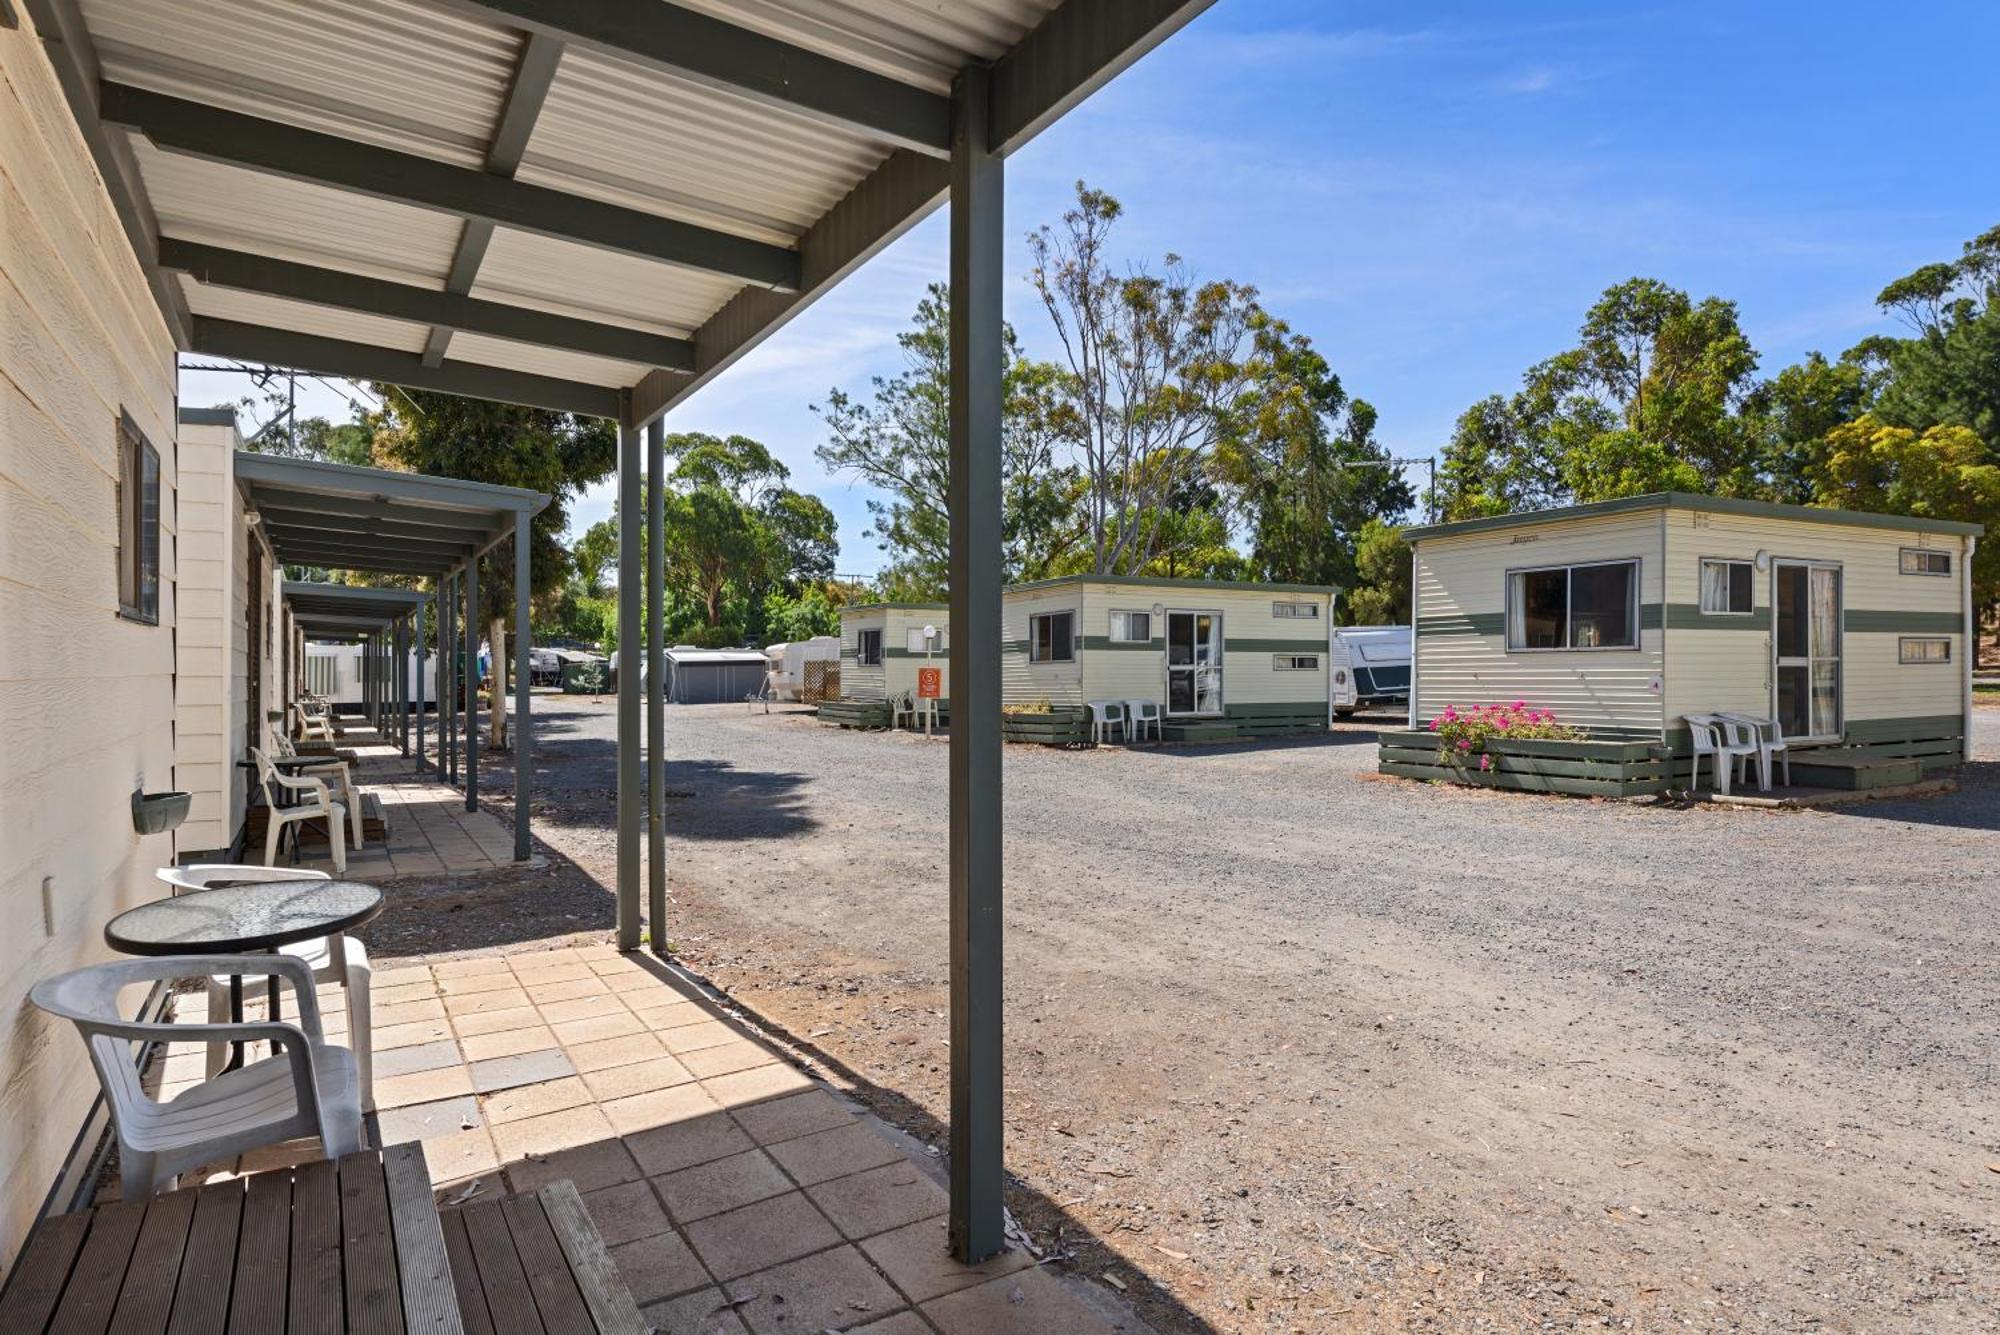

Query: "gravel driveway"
(485, 696), (2000, 1332)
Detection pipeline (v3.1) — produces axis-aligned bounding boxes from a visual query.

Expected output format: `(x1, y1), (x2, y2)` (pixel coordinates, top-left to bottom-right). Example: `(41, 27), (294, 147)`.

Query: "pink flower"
(1479, 754), (1492, 771)
(1457, 738), (1472, 751)
(1511, 700), (1527, 711)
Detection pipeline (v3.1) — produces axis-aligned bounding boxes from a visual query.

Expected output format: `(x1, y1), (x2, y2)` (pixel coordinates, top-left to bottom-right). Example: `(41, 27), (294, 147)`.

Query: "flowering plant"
(1428, 702), (1581, 770)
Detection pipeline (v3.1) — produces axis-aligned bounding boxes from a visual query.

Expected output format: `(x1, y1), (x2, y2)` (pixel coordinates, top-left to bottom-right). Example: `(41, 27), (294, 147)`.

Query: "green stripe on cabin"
(1843, 610), (1964, 634)
(1223, 638), (1330, 654)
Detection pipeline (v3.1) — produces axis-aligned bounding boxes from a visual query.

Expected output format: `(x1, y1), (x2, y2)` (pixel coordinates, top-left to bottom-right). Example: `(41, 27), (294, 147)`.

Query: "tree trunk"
(489, 613), (509, 750)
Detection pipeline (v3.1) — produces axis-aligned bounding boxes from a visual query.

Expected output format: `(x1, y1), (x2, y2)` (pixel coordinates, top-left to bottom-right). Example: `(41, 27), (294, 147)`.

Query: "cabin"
(1001, 576), (1338, 743)
(1385, 493), (1981, 793)
(822, 603), (951, 728)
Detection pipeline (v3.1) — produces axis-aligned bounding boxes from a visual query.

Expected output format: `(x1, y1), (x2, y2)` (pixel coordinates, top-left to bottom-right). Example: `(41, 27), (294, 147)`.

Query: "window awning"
(237, 450), (550, 580)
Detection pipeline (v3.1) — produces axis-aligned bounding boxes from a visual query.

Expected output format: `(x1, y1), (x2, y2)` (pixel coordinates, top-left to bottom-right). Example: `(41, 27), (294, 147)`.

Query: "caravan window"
(1900, 637), (1951, 664)
(1699, 559), (1755, 614)
(1272, 600), (1319, 619)
(856, 629), (883, 665)
(906, 626), (946, 654)
(1899, 548), (1951, 576)
(1506, 560), (1637, 651)
(1108, 610), (1151, 642)
(1029, 611), (1075, 663)
(1272, 654), (1320, 671)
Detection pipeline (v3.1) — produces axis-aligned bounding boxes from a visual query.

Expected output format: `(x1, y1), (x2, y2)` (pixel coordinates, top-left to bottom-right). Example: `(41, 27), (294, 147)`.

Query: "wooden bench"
(0, 1144), (643, 1335)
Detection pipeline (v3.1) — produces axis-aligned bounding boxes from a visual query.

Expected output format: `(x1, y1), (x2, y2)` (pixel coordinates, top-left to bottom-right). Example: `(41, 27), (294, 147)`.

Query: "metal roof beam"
(436, 0), (950, 157)
(277, 544), (453, 569)
(990, 0), (1220, 156)
(279, 555), (447, 576)
(193, 317), (622, 418)
(260, 515), (491, 550)
(163, 240), (693, 371)
(263, 525), (479, 557)
(102, 82), (800, 292)
(250, 493), (501, 531)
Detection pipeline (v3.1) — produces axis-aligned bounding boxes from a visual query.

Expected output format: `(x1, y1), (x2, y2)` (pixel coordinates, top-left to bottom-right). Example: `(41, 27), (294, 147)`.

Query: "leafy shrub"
(1429, 702), (1581, 771)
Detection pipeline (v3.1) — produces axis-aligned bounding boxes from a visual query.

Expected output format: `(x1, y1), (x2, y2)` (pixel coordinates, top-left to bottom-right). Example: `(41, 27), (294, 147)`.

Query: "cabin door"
(1772, 561), (1841, 742)
(1165, 611), (1223, 716)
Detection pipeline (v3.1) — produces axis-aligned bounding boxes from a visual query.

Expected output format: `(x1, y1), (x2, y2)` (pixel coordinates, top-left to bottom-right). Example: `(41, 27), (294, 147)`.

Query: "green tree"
(1342, 519), (1411, 625)
(1028, 182), (1267, 575)
(815, 283), (1081, 594)
(1866, 225), (2000, 461)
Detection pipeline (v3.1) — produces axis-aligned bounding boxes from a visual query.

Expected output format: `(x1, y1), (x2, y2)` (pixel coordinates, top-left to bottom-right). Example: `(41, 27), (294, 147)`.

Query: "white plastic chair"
(253, 748), (347, 874)
(274, 731), (365, 849)
(30, 954), (364, 1199)
(1720, 712), (1791, 791)
(1124, 700), (1162, 743)
(1684, 714), (1757, 795)
(889, 689), (916, 731)
(1086, 700), (1128, 745)
(746, 670), (780, 714)
(295, 698), (335, 743)
(156, 865), (375, 1108)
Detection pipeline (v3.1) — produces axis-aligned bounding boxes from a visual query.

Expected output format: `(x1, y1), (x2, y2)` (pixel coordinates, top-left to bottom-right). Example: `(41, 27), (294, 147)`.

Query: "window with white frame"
(116, 411), (160, 625)
(1506, 559), (1638, 650)
(1900, 548), (1951, 576)
(1029, 611), (1075, 663)
(1699, 558), (1755, 614)
(1900, 636), (1951, 664)
(855, 628), (883, 665)
(1272, 653), (1320, 671)
(1272, 600), (1320, 619)
(1108, 610), (1151, 642)
(906, 626), (946, 654)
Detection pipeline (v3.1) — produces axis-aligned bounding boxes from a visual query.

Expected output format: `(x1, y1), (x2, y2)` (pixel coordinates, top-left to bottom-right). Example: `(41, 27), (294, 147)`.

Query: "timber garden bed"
(1377, 729), (1670, 798)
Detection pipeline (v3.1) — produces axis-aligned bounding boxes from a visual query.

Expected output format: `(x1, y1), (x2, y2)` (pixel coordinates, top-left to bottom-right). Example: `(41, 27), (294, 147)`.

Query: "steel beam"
(513, 509), (532, 861)
(103, 83), (800, 291)
(616, 423), (642, 950)
(397, 616), (409, 753)
(192, 318), (623, 419)
(645, 419), (666, 952)
(162, 241), (695, 370)
(464, 560), (480, 811)
(417, 597), (428, 770)
(443, 574), (457, 784)
(990, 0), (1219, 155)
(434, 0), (950, 157)
(945, 64), (1005, 1266)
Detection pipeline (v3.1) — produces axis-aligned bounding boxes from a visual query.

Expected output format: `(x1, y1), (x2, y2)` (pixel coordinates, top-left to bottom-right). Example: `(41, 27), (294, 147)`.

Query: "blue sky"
(180, 1), (2000, 576)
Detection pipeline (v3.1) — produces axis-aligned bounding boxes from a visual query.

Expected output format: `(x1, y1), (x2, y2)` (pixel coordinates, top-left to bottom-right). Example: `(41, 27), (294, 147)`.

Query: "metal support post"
(616, 422), (643, 950)
(514, 508), (533, 861)
(646, 418), (667, 951)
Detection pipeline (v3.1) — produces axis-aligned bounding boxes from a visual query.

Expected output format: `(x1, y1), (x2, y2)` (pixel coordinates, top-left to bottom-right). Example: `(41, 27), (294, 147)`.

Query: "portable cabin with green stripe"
(1401, 493), (1981, 783)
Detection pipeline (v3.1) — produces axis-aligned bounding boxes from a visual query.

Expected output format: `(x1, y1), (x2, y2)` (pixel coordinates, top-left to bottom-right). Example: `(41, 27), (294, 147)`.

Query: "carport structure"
(248, 452), (551, 860)
(26, 0), (1218, 1260)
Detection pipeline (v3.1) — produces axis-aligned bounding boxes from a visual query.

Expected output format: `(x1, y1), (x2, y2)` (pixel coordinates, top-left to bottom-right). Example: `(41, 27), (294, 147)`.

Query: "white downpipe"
(1964, 534), (1978, 765)
(1406, 544), (1420, 731)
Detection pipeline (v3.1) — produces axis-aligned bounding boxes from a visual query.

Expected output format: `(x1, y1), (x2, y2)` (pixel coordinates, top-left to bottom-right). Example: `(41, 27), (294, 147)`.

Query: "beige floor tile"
(628, 999), (708, 1031)
(421, 1127), (500, 1186)
(702, 1064), (812, 1109)
(481, 1075), (593, 1125)
(373, 1018), (454, 1051)
(860, 1217), (1031, 1305)
(921, 1265), (1122, 1334)
(658, 1020), (742, 1056)
(489, 1103), (617, 1162)
(503, 1136), (642, 1195)
(459, 1026), (560, 1062)
(718, 1245), (903, 1335)
(652, 1149), (792, 1224)
(581, 1179), (673, 1248)
(678, 1041), (779, 1081)
(807, 1163), (948, 1241)
(536, 992), (629, 1024)
(437, 970), (524, 996)
(513, 974), (605, 1004)
(373, 1064), (476, 1110)
(552, 1011), (646, 1045)
(846, 1313), (932, 1335)
(236, 1139), (325, 1175)
(433, 956), (512, 979)
(374, 1094), (481, 1143)
(764, 1122), (904, 1188)
(371, 965), (433, 990)
(581, 1056), (695, 1103)
(730, 1090), (856, 1148)
(370, 981), (440, 1009)
(564, 1031), (666, 1074)
(683, 1192), (840, 1282)
(372, 997), (447, 1028)
(443, 986), (531, 1016)
(602, 1082), (723, 1137)
(449, 1004), (544, 1038)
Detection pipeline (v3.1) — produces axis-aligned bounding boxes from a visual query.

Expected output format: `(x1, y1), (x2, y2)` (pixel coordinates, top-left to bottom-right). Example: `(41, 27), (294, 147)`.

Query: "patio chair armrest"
(269, 770), (333, 804)
(95, 1016), (311, 1049)
(178, 954), (327, 1037)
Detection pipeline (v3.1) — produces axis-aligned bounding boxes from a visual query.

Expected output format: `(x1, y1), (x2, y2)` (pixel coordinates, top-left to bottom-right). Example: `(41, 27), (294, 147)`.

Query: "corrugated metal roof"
(443, 332), (647, 390)
(180, 277), (432, 354)
(669, 0), (1059, 92)
(471, 230), (740, 339)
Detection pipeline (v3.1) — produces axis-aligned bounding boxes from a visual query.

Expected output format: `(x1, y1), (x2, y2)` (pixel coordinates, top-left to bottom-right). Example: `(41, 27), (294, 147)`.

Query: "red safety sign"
(917, 666), (942, 699)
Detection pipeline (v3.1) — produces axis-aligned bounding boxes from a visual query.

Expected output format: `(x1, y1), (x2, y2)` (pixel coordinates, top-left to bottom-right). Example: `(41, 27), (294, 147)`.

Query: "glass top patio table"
(104, 881), (383, 956)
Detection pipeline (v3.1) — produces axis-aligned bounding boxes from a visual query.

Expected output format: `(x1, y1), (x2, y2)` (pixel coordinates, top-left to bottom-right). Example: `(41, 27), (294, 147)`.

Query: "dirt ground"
(376, 696), (2000, 1334)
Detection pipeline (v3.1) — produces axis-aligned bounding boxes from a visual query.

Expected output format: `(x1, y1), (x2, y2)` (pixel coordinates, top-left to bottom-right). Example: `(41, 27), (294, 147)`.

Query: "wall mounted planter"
(131, 790), (192, 835)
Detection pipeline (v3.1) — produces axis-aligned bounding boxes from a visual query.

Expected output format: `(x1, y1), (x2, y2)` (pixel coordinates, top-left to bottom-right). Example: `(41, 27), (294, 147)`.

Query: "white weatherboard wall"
(0, 12), (180, 1265)
(1413, 511), (1667, 738)
(840, 605), (949, 702)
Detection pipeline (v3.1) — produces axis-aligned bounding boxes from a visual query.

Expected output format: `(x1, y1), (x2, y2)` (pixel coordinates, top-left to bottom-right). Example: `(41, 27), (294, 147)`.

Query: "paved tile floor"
(284, 726), (521, 879)
(157, 944), (1136, 1333)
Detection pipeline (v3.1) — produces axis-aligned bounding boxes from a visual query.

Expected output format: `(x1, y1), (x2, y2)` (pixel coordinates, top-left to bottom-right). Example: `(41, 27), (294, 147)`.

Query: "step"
(1160, 721), (1242, 744)
(1787, 755), (1925, 790)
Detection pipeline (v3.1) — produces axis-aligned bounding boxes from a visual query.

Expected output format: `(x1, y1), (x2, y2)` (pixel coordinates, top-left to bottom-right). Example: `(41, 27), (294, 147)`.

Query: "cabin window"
(1699, 559), (1755, 614)
(856, 629), (883, 665)
(1029, 611), (1075, 663)
(1506, 559), (1637, 651)
(1272, 654), (1320, 671)
(1108, 610), (1151, 642)
(1899, 636), (1951, 664)
(1899, 548), (1951, 577)
(906, 626), (946, 654)
(116, 412), (160, 625)
(1272, 600), (1319, 619)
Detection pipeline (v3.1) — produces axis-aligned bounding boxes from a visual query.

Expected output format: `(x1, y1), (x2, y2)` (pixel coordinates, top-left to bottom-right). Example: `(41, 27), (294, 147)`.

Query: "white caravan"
(1329, 625), (1412, 717)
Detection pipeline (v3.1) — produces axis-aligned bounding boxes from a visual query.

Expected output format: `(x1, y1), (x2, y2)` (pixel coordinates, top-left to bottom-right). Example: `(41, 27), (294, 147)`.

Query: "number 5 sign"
(917, 666), (942, 699)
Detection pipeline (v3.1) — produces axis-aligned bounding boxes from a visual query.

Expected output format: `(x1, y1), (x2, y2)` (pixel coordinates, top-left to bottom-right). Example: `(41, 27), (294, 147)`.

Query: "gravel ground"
(388, 695), (2000, 1333)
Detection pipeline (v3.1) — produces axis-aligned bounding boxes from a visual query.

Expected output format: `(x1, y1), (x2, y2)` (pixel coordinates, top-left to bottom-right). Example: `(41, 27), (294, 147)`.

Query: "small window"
(1900, 548), (1951, 577)
(1029, 611), (1075, 663)
(1506, 560), (1638, 651)
(906, 626), (946, 654)
(1108, 610), (1151, 642)
(856, 628), (883, 666)
(1272, 654), (1320, 671)
(1699, 559), (1755, 615)
(116, 412), (160, 624)
(1272, 600), (1320, 619)
(1900, 637), (1951, 664)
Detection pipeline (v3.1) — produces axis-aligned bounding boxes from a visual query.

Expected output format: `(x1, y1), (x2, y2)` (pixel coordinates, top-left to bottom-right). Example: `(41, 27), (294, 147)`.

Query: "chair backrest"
(157, 863), (332, 895)
(1683, 715), (1720, 752)
(250, 747), (280, 806)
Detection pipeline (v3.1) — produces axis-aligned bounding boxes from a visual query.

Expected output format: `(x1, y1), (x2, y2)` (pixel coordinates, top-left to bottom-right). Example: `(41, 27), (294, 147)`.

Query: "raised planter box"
(1377, 730), (1669, 798)
(817, 698), (890, 730)
(1225, 702), (1328, 736)
(1002, 707), (1089, 747)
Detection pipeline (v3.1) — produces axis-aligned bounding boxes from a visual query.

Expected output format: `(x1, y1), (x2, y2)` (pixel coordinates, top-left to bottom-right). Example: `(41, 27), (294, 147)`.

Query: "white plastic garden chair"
(889, 689), (916, 731)
(1720, 712), (1791, 791)
(252, 748), (347, 874)
(1684, 714), (1757, 795)
(29, 954), (364, 1200)
(1086, 700), (1128, 745)
(155, 864), (375, 1107)
(273, 731), (365, 848)
(295, 698), (335, 743)
(1124, 699), (1163, 743)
